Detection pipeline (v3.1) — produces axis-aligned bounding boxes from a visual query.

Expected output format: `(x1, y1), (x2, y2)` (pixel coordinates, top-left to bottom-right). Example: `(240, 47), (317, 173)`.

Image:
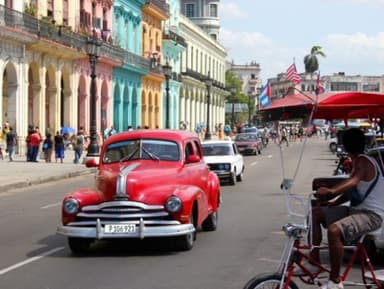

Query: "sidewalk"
(0, 151), (96, 193)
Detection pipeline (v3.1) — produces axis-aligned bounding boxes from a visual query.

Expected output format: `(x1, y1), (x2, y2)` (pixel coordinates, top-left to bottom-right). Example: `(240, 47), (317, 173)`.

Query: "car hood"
(204, 155), (235, 164)
(95, 161), (184, 203)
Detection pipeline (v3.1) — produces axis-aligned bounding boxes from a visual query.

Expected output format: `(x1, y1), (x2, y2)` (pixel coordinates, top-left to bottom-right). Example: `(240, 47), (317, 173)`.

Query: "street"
(0, 137), (382, 289)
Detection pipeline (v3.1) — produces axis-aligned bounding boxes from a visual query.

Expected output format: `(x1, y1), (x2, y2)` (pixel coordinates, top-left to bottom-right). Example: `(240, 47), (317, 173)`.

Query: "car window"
(193, 140), (202, 158)
(103, 139), (179, 163)
(202, 144), (232, 156)
(185, 142), (194, 161)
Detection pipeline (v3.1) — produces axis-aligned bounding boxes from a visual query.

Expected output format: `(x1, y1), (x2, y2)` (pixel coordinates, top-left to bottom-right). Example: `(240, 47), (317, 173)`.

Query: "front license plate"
(104, 224), (136, 234)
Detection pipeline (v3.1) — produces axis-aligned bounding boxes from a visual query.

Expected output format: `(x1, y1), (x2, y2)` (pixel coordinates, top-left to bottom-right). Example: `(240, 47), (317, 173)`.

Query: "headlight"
(219, 163), (230, 170)
(63, 198), (79, 214)
(165, 196), (182, 213)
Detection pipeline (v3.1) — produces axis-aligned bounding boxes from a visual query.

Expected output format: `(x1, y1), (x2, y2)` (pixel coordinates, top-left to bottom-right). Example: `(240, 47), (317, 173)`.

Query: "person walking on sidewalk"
(29, 129), (41, 162)
(54, 131), (65, 163)
(6, 126), (17, 161)
(73, 129), (85, 164)
(42, 133), (53, 163)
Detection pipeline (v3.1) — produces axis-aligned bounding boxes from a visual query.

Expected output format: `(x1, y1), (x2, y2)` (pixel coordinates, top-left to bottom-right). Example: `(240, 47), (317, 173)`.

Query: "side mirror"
(85, 158), (99, 168)
(186, 154), (200, 164)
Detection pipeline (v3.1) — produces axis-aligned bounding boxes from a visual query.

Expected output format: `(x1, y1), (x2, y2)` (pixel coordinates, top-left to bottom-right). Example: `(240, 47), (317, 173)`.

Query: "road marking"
(267, 154), (273, 158)
(0, 247), (65, 275)
(250, 161), (258, 166)
(258, 257), (280, 264)
(40, 202), (61, 209)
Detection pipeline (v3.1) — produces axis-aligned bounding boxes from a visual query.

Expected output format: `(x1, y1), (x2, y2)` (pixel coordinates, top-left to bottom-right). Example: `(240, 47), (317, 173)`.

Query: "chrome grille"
(69, 200), (173, 226)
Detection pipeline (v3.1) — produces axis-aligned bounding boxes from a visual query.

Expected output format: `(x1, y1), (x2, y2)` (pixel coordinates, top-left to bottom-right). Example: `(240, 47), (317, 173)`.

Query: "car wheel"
(202, 210), (218, 231)
(236, 166), (244, 182)
(68, 237), (92, 254)
(229, 171), (236, 185)
(174, 213), (195, 251)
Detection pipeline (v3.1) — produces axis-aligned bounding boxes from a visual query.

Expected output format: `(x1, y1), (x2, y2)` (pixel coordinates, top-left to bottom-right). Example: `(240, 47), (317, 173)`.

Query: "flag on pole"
(259, 83), (271, 108)
(286, 63), (300, 84)
(315, 73), (325, 96)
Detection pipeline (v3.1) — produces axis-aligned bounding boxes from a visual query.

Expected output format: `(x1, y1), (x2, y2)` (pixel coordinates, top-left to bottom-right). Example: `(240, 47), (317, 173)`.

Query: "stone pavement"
(0, 151), (96, 193)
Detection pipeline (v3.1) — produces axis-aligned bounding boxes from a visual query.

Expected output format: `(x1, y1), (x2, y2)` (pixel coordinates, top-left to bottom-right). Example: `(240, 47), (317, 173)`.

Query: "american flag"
(286, 63), (300, 84)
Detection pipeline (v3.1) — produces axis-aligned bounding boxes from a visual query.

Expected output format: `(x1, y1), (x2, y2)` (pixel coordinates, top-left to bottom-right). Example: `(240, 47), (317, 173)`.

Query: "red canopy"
(260, 91), (384, 121)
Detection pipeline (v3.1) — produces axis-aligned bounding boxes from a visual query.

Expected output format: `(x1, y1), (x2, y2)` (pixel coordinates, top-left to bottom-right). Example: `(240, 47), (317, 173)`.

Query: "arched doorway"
(2, 62), (18, 128)
(113, 84), (121, 131)
(77, 75), (87, 130)
(100, 81), (109, 136)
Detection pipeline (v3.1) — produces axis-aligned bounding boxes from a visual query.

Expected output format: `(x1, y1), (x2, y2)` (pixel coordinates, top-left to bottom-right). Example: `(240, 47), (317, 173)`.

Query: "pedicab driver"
(302, 128), (384, 289)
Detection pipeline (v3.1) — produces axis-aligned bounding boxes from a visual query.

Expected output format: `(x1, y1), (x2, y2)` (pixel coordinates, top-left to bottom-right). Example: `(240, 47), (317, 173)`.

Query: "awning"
(260, 91), (384, 122)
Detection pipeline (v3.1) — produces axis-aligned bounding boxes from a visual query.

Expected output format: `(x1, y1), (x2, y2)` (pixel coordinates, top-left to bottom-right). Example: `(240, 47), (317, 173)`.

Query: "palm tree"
(304, 46), (326, 74)
(303, 46), (326, 92)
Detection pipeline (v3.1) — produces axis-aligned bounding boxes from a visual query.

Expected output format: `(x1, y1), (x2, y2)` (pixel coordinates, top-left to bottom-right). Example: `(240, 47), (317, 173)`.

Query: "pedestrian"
(103, 125), (116, 140)
(73, 129), (85, 164)
(6, 126), (17, 161)
(25, 125), (34, 161)
(29, 129), (41, 162)
(280, 126), (289, 147)
(54, 131), (65, 163)
(42, 133), (53, 163)
(297, 128), (384, 289)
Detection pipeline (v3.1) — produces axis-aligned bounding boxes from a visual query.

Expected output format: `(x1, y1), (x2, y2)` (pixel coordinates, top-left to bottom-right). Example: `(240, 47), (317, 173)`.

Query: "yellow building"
(140, 1), (169, 128)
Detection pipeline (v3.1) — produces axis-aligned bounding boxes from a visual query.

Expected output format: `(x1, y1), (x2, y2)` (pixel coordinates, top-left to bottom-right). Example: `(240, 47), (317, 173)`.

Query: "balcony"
(163, 30), (187, 48)
(0, 4), (149, 70)
(143, 0), (170, 19)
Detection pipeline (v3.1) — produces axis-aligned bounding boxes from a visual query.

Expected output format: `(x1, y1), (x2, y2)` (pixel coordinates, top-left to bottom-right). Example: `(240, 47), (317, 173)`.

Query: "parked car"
(202, 140), (245, 185)
(240, 126), (258, 134)
(57, 130), (221, 253)
(234, 133), (263, 155)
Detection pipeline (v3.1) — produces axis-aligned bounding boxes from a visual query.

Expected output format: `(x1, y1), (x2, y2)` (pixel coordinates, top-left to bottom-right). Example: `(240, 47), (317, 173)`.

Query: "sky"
(219, 0), (384, 82)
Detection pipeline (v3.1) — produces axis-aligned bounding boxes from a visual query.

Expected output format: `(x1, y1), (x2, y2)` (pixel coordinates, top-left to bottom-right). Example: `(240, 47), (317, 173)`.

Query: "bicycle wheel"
(244, 273), (299, 289)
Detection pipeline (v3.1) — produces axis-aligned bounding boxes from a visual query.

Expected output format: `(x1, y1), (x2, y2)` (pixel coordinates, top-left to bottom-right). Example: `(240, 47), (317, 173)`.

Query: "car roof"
(103, 129), (198, 145)
(202, 140), (234, 145)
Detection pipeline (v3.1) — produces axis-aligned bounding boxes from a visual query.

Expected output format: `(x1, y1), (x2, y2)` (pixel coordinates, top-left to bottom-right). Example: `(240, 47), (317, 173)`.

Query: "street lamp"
(162, 58), (172, 129)
(204, 72), (213, 140)
(248, 90), (253, 125)
(230, 86), (236, 129)
(86, 35), (102, 158)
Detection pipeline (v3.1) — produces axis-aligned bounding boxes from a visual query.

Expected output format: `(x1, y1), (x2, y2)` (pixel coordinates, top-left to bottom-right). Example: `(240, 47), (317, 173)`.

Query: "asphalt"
(0, 150), (96, 193)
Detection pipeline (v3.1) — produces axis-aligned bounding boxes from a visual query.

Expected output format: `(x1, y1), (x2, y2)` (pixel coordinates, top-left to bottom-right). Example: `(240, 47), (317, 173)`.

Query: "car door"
(232, 142), (244, 176)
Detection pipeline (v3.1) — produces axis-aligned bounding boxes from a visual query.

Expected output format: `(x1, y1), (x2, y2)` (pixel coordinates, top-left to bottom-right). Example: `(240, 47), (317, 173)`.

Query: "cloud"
(220, 2), (247, 18)
(323, 32), (384, 75)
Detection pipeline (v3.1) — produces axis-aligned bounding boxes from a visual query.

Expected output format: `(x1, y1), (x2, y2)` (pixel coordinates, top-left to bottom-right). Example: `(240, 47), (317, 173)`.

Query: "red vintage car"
(57, 130), (221, 253)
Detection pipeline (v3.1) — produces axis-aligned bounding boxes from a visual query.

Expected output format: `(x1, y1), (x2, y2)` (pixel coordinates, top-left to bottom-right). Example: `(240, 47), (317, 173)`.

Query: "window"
(186, 3), (195, 17)
(47, 0), (53, 17)
(63, 0), (68, 26)
(210, 4), (218, 17)
(330, 82), (358, 91)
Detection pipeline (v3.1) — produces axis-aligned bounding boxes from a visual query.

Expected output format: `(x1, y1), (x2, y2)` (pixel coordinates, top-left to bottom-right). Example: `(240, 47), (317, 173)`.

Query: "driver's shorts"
(322, 206), (382, 243)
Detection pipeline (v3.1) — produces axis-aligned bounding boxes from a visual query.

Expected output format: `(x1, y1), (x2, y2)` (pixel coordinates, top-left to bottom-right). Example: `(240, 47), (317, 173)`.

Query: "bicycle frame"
(275, 179), (383, 289)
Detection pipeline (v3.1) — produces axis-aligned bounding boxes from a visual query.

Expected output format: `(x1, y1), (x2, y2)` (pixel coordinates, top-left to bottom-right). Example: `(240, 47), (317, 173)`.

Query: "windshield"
(202, 144), (232, 156)
(103, 139), (180, 163)
(235, 134), (258, 142)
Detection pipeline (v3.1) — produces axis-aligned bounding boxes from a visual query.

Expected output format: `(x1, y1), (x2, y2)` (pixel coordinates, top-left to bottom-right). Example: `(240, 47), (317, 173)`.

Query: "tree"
(304, 46), (326, 93)
(303, 46), (326, 74)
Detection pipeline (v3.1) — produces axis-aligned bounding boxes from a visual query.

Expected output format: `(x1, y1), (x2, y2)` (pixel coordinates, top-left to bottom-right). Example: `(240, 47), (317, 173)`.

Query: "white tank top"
(355, 155), (384, 216)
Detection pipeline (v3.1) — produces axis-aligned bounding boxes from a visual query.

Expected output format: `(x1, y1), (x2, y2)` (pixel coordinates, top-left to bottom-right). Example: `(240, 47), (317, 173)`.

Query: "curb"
(0, 168), (96, 193)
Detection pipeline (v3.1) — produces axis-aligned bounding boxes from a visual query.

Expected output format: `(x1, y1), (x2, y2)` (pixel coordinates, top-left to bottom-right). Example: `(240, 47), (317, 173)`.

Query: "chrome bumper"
(57, 218), (195, 240)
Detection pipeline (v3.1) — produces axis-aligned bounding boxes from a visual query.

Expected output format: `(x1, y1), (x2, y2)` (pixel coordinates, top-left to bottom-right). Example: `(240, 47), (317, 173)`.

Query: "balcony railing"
(0, 5), (38, 35)
(0, 4), (149, 71)
(163, 30), (187, 48)
(145, 0), (170, 16)
(122, 49), (150, 71)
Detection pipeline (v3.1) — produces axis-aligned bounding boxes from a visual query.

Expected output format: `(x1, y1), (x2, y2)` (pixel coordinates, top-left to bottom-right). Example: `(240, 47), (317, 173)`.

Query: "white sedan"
(202, 140), (245, 185)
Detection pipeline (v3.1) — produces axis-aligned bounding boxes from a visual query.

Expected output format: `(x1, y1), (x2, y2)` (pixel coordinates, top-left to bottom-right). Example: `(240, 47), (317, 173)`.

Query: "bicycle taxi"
(244, 91), (384, 289)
